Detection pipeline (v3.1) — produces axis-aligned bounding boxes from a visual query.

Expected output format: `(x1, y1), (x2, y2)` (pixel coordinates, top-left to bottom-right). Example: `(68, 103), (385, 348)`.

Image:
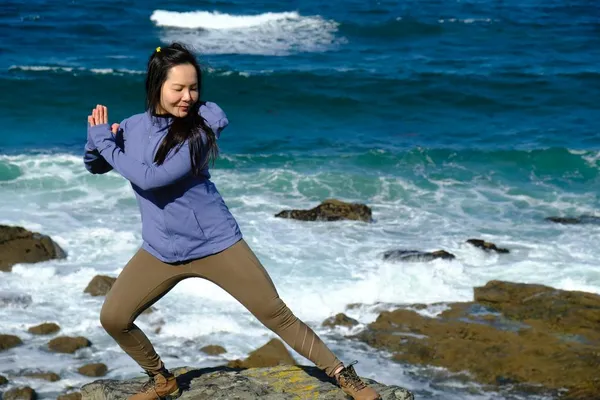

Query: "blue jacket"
(84, 102), (242, 263)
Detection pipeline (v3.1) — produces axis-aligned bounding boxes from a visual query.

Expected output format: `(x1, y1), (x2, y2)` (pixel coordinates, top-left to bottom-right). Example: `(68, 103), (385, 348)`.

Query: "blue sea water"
(1, 0), (599, 399)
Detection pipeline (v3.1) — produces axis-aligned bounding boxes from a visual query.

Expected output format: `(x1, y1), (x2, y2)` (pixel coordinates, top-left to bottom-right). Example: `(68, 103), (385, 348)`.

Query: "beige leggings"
(100, 239), (343, 377)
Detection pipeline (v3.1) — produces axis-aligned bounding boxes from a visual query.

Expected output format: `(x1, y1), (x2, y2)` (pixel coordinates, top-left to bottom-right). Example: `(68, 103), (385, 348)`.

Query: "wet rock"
(226, 339), (296, 369)
(57, 393), (82, 400)
(322, 313), (359, 328)
(355, 280), (600, 399)
(84, 275), (116, 296)
(28, 322), (60, 335)
(3, 386), (37, 400)
(466, 239), (509, 254)
(545, 215), (600, 225)
(78, 363), (108, 377)
(0, 375), (8, 385)
(383, 249), (456, 262)
(0, 225), (66, 272)
(200, 345), (227, 356)
(80, 365), (414, 400)
(21, 371), (60, 382)
(48, 336), (91, 354)
(0, 292), (33, 308)
(275, 199), (372, 222)
(0, 334), (23, 351)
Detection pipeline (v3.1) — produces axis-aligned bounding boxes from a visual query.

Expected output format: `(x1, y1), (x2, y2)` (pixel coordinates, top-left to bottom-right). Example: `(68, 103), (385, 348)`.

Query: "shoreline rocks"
(275, 199), (372, 222)
(354, 280), (600, 399)
(0, 225), (66, 272)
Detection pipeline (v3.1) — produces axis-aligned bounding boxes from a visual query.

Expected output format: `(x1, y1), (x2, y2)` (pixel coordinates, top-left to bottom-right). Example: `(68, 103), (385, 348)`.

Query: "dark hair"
(146, 42), (218, 174)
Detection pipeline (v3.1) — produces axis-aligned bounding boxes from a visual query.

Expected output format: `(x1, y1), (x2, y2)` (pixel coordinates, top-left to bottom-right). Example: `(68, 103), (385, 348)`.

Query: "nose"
(182, 90), (192, 102)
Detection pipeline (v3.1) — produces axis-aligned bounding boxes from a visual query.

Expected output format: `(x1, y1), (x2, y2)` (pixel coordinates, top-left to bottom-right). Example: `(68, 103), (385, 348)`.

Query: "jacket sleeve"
(83, 120), (127, 174)
(88, 102), (228, 190)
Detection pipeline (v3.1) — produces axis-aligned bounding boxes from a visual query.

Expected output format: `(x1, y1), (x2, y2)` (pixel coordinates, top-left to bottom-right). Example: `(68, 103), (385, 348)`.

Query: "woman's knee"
(99, 300), (131, 335)
(255, 298), (298, 331)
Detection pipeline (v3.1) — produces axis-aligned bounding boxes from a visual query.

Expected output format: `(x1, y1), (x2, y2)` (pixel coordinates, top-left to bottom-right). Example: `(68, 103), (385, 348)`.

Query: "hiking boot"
(335, 361), (381, 400)
(128, 365), (180, 400)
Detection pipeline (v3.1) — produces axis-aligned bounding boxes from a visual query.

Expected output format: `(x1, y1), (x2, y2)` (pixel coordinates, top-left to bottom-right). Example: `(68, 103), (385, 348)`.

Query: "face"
(157, 63), (198, 118)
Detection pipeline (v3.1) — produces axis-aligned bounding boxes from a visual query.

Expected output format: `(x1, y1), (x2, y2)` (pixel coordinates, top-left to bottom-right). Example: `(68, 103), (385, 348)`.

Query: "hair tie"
(156, 47), (161, 53)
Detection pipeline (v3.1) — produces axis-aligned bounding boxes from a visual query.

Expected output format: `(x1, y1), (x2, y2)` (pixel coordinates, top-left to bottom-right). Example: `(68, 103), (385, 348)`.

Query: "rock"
(0, 374), (8, 385)
(322, 313), (359, 328)
(3, 386), (37, 400)
(226, 339), (296, 369)
(48, 336), (91, 354)
(21, 371), (60, 382)
(57, 393), (82, 400)
(275, 199), (372, 222)
(545, 215), (600, 225)
(84, 275), (116, 296)
(0, 292), (33, 308)
(0, 334), (23, 351)
(28, 322), (60, 335)
(466, 239), (509, 254)
(355, 280), (600, 399)
(382, 249), (456, 262)
(80, 365), (414, 400)
(200, 345), (227, 356)
(0, 225), (66, 272)
(78, 363), (108, 377)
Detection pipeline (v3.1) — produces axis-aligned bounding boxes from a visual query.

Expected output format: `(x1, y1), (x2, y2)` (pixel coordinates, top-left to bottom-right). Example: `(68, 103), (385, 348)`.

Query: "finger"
(102, 106), (108, 124)
(92, 108), (98, 125)
(96, 105), (103, 124)
(88, 115), (94, 126)
(111, 123), (120, 135)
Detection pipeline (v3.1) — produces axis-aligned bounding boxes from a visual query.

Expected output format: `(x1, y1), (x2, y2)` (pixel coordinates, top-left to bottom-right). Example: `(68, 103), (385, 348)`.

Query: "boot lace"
(337, 361), (367, 391)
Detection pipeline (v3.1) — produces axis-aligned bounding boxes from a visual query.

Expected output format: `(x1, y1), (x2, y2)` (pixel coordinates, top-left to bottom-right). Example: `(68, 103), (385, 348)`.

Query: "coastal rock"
(466, 239), (509, 253)
(382, 249), (456, 262)
(355, 280), (600, 399)
(48, 336), (92, 354)
(3, 386), (37, 400)
(0, 375), (8, 385)
(78, 364), (108, 377)
(545, 215), (600, 225)
(0, 334), (23, 351)
(80, 365), (414, 400)
(200, 345), (227, 356)
(28, 322), (60, 335)
(226, 339), (296, 369)
(21, 371), (60, 382)
(322, 313), (359, 328)
(275, 199), (372, 222)
(57, 393), (82, 400)
(84, 276), (116, 297)
(0, 225), (66, 272)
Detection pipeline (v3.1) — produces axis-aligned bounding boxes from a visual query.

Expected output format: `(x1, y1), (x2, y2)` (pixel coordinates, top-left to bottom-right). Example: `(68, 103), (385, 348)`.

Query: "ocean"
(1, 0), (599, 398)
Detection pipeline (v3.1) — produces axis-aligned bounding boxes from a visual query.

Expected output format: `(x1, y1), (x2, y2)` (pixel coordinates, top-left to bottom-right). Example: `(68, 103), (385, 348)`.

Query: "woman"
(84, 43), (380, 400)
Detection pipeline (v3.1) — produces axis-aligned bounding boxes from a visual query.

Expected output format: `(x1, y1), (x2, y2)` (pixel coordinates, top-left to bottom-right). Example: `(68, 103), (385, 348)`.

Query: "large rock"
(226, 339), (296, 369)
(322, 313), (359, 328)
(0, 225), (66, 272)
(80, 365), (414, 400)
(3, 386), (37, 400)
(382, 249), (455, 262)
(78, 363), (108, 377)
(355, 280), (600, 399)
(84, 276), (116, 296)
(0, 334), (23, 351)
(57, 394), (82, 400)
(21, 371), (60, 382)
(28, 322), (60, 335)
(200, 345), (226, 356)
(48, 336), (92, 354)
(275, 199), (372, 222)
(0, 375), (8, 385)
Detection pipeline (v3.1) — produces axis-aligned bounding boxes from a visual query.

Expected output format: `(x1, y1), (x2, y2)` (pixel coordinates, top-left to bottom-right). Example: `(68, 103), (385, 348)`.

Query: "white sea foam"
(150, 10), (343, 55)
(0, 153), (592, 399)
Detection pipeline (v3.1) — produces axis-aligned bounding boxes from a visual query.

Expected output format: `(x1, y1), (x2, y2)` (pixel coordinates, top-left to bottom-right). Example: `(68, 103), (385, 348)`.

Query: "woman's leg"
(184, 239), (343, 377)
(100, 248), (185, 373)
